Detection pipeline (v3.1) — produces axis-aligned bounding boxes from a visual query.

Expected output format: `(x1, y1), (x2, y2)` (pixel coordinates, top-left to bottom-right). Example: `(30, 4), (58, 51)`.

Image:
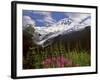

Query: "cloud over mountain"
(32, 11), (56, 26)
(23, 16), (35, 27)
(65, 13), (91, 23)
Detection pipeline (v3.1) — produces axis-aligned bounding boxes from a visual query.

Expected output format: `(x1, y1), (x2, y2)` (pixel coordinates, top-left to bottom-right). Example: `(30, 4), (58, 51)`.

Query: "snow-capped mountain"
(32, 16), (91, 47)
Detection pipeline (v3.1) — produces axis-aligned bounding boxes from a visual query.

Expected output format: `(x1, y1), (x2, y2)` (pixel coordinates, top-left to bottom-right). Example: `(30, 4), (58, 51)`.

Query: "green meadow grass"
(65, 50), (90, 66)
(23, 41), (91, 69)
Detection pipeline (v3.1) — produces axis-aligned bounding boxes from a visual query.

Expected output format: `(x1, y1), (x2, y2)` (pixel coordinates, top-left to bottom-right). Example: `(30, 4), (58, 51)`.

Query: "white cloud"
(32, 11), (51, 16)
(33, 11), (56, 26)
(23, 16), (35, 27)
(65, 13), (90, 22)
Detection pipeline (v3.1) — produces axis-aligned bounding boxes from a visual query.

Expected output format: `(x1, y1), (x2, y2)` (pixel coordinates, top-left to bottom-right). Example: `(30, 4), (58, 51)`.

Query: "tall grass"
(23, 41), (90, 69)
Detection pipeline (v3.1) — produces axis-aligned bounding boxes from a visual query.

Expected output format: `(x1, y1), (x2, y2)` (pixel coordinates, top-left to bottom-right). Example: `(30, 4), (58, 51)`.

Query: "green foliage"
(23, 40), (91, 69)
(23, 24), (35, 35)
(65, 50), (90, 66)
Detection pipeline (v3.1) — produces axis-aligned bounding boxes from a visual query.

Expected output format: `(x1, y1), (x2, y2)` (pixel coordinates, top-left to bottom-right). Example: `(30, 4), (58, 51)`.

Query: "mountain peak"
(56, 17), (73, 26)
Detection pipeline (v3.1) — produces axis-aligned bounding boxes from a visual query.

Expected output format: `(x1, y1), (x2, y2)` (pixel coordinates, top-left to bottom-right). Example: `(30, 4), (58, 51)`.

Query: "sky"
(22, 10), (91, 27)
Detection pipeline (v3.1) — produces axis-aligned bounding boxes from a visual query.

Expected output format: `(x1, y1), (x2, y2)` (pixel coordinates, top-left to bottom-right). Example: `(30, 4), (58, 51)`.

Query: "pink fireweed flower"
(42, 55), (73, 68)
(51, 57), (56, 61)
(56, 61), (65, 67)
(45, 58), (52, 63)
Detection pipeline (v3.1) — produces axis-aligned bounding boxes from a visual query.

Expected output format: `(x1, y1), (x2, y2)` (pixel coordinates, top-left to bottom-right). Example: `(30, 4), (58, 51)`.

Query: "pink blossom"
(42, 55), (73, 68)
